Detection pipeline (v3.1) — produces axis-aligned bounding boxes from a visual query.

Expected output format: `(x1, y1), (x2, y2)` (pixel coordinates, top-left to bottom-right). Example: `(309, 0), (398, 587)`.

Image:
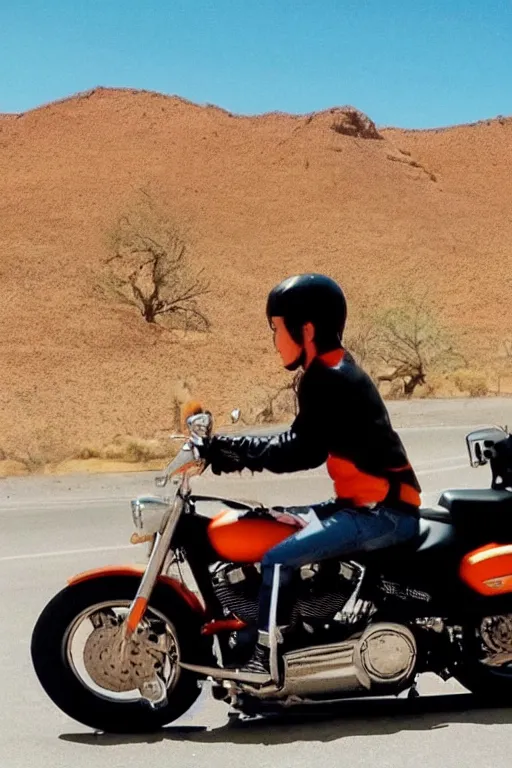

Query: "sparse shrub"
(76, 436), (173, 463)
(453, 370), (489, 398)
(101, 191), (210, 330)
(345, 294), (464, 398)
(372, 297), (464, 397)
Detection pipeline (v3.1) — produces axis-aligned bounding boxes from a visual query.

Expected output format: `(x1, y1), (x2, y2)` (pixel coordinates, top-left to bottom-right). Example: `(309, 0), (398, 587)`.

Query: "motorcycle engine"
(211, 561), (357, 625)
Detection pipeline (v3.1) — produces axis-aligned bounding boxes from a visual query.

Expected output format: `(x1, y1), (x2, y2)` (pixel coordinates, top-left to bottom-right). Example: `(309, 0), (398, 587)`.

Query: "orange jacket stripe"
(399, 483), (422, 507)
(326, 455), (389, 506)
(318, 349), (345, 367)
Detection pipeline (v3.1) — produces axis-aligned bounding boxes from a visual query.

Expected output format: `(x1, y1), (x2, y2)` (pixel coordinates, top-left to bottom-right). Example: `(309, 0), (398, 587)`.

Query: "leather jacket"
(207, 349), (421, 513)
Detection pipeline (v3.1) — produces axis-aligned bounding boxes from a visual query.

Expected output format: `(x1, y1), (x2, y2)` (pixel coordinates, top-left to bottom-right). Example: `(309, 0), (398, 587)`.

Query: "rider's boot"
(237, 630), (272, 681)
(233, 564), (292, 685)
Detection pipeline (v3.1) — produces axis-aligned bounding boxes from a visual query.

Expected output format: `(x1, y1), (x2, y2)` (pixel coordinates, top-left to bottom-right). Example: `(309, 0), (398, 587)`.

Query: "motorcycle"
(31, 406), (512, 733)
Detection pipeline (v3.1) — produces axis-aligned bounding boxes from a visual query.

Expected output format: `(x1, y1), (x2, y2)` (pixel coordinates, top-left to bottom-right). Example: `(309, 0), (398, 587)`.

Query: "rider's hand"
(201, 437), (244, 475)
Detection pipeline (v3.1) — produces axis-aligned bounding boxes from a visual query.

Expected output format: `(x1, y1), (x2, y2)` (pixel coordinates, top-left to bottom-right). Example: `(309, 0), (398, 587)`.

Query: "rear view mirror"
(466, 427), (508, 468)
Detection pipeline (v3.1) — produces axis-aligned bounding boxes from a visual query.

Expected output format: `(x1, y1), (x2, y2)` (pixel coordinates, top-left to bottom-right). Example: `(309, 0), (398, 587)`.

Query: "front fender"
(68, 564), (206, 615)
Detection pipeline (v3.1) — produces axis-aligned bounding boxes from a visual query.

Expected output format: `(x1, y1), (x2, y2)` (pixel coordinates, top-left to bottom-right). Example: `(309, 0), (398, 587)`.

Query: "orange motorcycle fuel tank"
(208, 508), (301, 563)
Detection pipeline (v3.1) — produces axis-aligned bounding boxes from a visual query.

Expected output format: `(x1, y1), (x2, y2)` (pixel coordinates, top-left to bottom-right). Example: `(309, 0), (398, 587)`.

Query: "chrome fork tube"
(268, 564), (281, 683)
(124, 495), (184, 637)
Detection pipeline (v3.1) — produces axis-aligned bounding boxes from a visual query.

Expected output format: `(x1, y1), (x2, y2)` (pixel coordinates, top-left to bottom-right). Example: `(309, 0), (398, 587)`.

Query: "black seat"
(439, 488), (512, 515)
(437, 488), (512, 541)
(357, 517), (455, 565)
(420, 505), (452, 523)
(415, 518), (456, 553)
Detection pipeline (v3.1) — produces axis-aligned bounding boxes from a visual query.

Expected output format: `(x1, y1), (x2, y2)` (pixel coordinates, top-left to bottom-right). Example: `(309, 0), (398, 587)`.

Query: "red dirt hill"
(1, 87), (511, 461)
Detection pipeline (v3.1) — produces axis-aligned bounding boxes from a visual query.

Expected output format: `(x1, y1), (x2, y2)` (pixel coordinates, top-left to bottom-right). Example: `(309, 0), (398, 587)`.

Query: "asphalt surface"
(2, 398), (512, 768)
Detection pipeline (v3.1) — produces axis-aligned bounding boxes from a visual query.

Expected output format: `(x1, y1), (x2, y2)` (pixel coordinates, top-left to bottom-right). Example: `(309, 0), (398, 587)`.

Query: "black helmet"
(266, 274), (347, 363)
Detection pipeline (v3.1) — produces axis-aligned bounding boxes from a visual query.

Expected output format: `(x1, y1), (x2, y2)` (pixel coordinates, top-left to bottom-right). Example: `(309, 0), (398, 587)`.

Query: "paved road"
(1, 398), (512, 768)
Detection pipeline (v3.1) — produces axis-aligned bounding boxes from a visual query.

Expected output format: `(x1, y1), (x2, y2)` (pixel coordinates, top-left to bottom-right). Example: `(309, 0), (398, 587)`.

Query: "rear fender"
(460, 544), (512, 596)
(68, 564), (206, 615)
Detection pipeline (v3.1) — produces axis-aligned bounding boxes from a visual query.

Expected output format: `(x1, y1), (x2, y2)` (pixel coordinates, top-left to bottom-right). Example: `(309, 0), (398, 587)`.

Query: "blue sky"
(1, 0), (510, 128)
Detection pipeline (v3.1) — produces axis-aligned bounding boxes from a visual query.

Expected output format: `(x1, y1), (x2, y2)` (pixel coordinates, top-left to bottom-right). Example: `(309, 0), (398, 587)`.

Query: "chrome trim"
(124, 495), (184, 635)
(268, 564), (282, 683)
(65, 600), (180, 707)
(281, 638), (365, 696)
(155, 444), (204, 488)
(186, 411), (213, 440)
(414, 617), (445, 633)
(131, 496), (172, 534)
(178, 661), (274, 685)
(185, 623), (417, 697)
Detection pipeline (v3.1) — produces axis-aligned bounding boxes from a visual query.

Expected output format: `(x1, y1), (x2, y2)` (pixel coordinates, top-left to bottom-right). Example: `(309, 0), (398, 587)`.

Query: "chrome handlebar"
(155, 411), (213, 488)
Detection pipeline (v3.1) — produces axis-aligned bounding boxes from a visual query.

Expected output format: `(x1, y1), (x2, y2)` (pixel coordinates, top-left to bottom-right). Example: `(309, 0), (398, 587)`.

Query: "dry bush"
(100, 190), (210, 330)
(251, 373), (301, 424)
(345, 296), (466, 399)
(253, 391), (292, 425)
(346, 296), (464, 398)
(76, 435), (175, 463)
(452, 369), (489, 398)
(414, 374), (454, 399)
(344, 315), (380, 379)
(373, 298), (463, 397)
(11, 451), (48, 473)
(379, 379), (406, 400)
(7, 429), (68, 472)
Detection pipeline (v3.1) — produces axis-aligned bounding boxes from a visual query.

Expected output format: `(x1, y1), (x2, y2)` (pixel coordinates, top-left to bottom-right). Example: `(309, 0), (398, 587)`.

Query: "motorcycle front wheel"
(454, 596), (512, 701)
(31, 576), (211, 733)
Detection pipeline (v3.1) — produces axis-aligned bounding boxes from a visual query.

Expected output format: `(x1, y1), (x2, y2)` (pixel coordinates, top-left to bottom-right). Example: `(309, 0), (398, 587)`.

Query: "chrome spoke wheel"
(64, 600), (180, 706)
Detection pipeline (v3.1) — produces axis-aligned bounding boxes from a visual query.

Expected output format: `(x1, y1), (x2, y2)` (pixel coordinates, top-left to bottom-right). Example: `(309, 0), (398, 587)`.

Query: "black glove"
(204, 436), (246, 475)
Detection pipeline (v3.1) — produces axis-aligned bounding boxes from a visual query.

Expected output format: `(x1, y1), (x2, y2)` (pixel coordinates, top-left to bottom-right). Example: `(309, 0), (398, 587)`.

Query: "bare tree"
(344, 315), (380, 378)
(255, 372), (302, 424)
(102, 193), (210, 330)
(372, 299), (463, 397)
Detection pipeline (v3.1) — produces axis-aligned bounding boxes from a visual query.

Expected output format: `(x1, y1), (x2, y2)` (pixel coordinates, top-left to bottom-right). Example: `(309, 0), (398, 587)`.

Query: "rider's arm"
(207, 367), (329, 475)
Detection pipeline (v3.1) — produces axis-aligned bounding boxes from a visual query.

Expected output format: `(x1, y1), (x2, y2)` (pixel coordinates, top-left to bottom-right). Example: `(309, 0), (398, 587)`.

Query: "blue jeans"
(258, 502), (419, 631)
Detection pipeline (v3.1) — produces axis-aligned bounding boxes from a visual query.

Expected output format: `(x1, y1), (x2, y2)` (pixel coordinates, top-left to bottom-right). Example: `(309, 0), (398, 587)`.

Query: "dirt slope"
(0, 87), (511, 461)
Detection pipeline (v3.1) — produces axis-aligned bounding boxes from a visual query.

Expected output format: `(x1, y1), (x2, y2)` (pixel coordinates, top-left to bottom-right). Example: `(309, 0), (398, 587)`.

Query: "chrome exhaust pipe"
(278, 637), (370, 697)
(182, 623), (416, 698)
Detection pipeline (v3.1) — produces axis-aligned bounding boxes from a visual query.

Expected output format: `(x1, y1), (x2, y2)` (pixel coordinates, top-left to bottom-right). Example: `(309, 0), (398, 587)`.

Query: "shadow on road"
(60, 693), (512, 747)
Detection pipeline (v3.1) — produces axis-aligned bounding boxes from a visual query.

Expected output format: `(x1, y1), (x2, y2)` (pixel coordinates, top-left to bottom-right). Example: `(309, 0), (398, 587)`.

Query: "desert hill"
(1, 87), (511, 464)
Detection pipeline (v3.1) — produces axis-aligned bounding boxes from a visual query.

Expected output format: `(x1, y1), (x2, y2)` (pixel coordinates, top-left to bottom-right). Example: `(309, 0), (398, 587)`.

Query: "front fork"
(124, 494), (185, 638)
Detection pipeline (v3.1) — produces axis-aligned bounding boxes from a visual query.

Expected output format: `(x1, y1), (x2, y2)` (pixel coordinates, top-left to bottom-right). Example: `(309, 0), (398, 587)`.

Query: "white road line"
(398, 425), (485, 432)
(0, 543), (137, 564)
(0, 458), (472, 511)
(417, 462), (469, 476)
(415, 455), (466, 467)
(0, 495), (136, 510)
(1, 469), (474, 563)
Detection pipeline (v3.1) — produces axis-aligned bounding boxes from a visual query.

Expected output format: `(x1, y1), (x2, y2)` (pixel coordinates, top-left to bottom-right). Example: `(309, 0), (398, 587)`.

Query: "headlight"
(130, 496), (172, 536)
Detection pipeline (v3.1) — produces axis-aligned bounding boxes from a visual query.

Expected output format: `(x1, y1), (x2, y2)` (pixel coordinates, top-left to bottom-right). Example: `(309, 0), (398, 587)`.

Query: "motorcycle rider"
(205, 274), (421, 683)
